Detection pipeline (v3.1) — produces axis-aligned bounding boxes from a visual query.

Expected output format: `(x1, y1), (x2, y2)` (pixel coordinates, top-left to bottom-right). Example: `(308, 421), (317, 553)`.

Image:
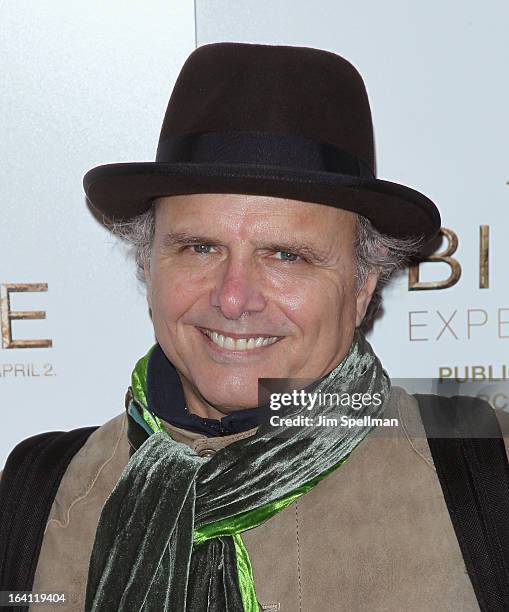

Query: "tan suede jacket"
(4, 387), (508, 611)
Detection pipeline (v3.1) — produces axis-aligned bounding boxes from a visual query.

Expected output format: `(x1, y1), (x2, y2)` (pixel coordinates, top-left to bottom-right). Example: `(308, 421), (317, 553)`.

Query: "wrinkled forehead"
(152, 193), (358, 243)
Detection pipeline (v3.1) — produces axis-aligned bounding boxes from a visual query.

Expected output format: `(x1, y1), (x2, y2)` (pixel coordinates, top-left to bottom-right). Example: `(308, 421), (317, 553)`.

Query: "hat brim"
(83, 162), (441, 243)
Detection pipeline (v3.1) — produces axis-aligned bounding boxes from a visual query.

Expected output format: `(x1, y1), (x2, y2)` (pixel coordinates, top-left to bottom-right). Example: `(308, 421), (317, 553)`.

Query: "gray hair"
(354, 214), (422, 326)
(109, 205), (421, 328)
(109, 208), (156, 284)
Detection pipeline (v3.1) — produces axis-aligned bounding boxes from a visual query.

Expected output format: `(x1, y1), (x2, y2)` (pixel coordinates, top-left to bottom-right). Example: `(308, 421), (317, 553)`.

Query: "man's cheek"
(167, 271), (211, 297)
(276, 286), (311, 313)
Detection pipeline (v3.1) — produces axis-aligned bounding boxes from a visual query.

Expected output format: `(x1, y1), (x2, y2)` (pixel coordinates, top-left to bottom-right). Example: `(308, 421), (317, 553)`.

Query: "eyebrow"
(159, 232), (332, 263)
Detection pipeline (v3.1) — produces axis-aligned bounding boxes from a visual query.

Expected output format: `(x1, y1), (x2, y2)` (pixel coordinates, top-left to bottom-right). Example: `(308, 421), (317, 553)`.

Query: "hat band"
(156, 130), (374, 178)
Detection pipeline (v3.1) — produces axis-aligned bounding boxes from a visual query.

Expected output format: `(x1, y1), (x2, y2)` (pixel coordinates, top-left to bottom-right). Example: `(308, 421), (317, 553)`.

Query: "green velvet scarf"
(85, 329), (390, 611)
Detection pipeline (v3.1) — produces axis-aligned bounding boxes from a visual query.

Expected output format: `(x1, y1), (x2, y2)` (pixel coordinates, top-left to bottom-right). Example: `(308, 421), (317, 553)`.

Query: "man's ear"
(355, 272), (379, 327)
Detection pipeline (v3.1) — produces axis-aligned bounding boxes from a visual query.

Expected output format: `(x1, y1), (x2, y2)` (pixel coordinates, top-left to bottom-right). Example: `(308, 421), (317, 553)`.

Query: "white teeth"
(236, 339), (247, 350)
(211, 331), (224, 348)
(224, 336), (235, 350)
(202, 329), (280, 351)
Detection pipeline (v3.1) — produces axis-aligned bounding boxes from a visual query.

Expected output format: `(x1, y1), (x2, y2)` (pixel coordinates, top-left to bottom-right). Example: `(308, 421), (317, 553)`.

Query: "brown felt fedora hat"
(83, 42), (441, 242)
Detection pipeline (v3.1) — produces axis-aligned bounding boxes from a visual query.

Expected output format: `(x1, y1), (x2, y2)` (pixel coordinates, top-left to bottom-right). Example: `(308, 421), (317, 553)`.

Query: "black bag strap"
(0, 426), (98, 610)
(415, 394), (509, 611)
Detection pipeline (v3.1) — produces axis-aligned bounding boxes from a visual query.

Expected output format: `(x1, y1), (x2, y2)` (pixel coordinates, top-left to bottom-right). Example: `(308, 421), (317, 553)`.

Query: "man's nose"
(210, 257), (267, 319)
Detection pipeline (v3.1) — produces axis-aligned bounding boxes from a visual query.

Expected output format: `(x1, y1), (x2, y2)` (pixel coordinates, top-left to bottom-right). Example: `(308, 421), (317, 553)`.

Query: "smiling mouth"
(199, 328), (283, 351)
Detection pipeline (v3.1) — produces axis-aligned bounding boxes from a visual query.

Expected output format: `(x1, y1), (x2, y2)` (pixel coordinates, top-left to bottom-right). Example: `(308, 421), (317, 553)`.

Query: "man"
(1, 42), (508, 611)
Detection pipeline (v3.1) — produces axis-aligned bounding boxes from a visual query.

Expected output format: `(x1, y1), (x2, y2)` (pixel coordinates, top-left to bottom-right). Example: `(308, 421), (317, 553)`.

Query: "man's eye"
(274, 251), (300, 262)
(191, 244), (215, 254)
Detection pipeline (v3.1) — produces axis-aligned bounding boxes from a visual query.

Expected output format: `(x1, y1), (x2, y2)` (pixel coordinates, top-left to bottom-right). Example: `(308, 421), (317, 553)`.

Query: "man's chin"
(200, 392), (262, 412)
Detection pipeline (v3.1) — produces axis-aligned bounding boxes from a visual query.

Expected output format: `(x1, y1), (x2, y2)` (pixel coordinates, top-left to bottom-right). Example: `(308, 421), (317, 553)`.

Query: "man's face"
(145, 193), (377, 414)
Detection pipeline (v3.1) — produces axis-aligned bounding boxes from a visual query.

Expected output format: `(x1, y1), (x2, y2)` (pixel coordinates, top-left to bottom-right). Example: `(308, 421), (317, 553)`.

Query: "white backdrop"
(0, 1), (195, 465)
(2, 1), (508, 465)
